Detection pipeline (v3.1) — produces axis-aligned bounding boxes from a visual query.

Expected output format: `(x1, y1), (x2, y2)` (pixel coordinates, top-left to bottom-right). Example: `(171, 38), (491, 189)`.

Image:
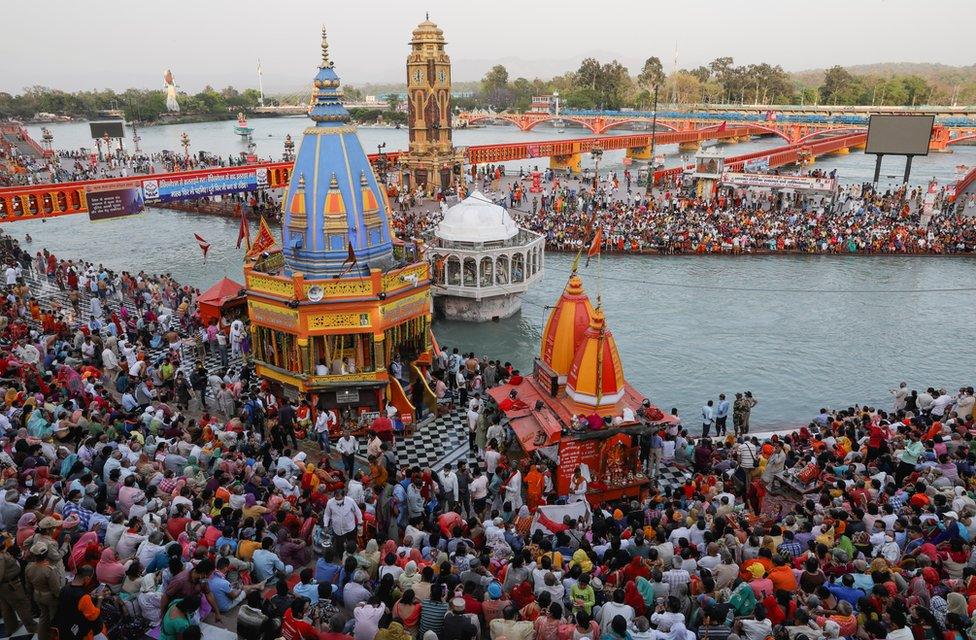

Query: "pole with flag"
(236, 203), (251, 251)
(194, 233), (211, 262)
(338, 241), (358, 276)
(586, 226), (603, 305)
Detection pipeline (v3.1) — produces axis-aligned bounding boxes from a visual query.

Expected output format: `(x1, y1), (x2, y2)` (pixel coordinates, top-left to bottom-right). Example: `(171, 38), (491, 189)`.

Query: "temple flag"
(246, 216), (276, 257)
(193, 233), (211, 261)
(717, 121), (727, 132)
(338, 242), (358, 276)
(236, 203), (251, 250)
(585, 227), (602, 267)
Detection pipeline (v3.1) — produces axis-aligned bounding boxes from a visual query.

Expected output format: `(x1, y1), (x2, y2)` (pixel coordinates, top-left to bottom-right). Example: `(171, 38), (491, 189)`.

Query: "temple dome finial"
(320, 25), (331, 68)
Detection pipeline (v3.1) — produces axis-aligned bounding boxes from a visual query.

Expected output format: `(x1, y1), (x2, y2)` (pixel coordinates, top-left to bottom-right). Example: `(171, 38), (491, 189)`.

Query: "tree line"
(0, 86), (263, 122)
(472, 57), (975, 111)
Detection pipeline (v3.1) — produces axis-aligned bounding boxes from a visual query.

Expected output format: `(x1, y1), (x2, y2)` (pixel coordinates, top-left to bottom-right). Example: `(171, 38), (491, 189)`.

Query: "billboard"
(865, 115), (934, 156)
(86, 180), (145, 221)
(142, 168), (268, 203)
(89, 120), (126, 139)
(722, 172), (837, 192)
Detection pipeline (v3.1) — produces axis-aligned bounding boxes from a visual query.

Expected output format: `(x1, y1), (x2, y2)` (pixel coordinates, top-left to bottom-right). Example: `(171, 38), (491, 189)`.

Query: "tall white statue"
(163, 69), (180, 113)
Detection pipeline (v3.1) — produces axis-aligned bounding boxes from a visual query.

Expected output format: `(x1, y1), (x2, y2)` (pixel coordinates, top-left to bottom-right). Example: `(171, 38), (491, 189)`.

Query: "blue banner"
(142, 168), (267, 203)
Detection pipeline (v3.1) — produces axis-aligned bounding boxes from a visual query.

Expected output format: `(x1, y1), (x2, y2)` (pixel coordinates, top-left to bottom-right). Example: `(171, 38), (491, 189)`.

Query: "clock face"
(438, 70), (447, 83)
(413, 69), (422, 83)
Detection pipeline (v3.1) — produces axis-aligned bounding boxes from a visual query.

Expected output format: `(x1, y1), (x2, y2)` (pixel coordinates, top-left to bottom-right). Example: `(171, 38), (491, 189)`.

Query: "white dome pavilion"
(428, 191), (545, 322)
(435, 191), (519, 243)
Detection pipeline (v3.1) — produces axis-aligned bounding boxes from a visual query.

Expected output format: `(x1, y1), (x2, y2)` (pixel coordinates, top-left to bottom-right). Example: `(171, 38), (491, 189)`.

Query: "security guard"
(0, 535), (37, 637)
(26, 542), (63, 640)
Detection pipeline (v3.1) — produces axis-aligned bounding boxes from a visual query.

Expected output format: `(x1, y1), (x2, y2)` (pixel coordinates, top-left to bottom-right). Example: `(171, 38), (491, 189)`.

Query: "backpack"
(384, 450), (398, 483)
(729, 581), (757, 616)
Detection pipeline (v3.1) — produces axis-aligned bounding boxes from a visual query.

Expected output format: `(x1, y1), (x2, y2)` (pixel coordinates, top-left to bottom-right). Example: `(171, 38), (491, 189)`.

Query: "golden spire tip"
(320, 25), (331, 68)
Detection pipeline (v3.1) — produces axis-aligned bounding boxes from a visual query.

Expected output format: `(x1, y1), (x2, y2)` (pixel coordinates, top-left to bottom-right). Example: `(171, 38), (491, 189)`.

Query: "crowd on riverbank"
(1, 139), (277, 187)
(0, 231), (973, 640)
(385, 167), (976, 256)
(517, 171), (976, 255)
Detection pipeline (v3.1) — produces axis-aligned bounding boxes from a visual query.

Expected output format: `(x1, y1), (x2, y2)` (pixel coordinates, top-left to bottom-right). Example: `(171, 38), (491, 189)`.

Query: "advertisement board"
(721, 172), (836, 192)
(142, 168), (268, 203)
(86, 179), (145, 221)
(89, 121), (125, 139)
(865, 115), (934, 156)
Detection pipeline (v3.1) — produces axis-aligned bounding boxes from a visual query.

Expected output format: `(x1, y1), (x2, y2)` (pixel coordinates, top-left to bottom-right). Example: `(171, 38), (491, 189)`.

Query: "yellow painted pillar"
(550, 153), (582, 174)
(297, 337), (310, 375)
(373, 333), (386, 372)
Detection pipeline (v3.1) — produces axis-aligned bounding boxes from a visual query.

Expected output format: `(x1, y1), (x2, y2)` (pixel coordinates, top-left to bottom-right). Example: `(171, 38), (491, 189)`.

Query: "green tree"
(637, 56), (666, 91)
(819, 66), (863, 104)
(688, 66), (711, 84)
(575, 58), (603, 91)
(598, 60), (632, 109)
(481, 65), (509, 93)
(480, 64), (513, 110)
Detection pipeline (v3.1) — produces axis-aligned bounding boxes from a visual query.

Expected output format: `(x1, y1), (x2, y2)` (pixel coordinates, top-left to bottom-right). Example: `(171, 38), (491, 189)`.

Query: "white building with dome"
(429, 191), (545, 321)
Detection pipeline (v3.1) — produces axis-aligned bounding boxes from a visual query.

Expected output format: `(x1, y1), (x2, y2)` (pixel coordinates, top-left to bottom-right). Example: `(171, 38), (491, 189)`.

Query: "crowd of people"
(383, 165), (976, 256)
(2, 146), (266, 187)
(512, 170), (976, 256)
(0, 229), (972, 640)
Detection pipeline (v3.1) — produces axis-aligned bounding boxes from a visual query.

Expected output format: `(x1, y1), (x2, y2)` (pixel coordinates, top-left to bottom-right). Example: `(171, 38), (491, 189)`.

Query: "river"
(9, 118), (976, 430)
(27, 117), (976, 188)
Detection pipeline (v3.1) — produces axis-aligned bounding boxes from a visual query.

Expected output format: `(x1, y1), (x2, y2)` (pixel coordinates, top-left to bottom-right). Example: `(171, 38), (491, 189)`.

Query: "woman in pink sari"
(69, 530), (101, 571)
(95, 548), (127, 586)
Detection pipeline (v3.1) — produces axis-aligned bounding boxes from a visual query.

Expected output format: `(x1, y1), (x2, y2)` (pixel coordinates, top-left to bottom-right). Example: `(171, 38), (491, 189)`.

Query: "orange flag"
(246, 216), (277, 258)
(586, 227), (602, 266)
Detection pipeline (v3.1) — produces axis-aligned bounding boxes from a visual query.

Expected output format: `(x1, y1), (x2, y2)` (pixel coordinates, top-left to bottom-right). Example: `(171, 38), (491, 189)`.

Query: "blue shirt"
(294, 581), (319, 604)
(251, 549), (286, 581)
(315, 559), (341, 585)
(826, 583), (864, 609)
(209, 573), (236, 612)
(716, 400), (730, 419)
(214, 536), (238, 554)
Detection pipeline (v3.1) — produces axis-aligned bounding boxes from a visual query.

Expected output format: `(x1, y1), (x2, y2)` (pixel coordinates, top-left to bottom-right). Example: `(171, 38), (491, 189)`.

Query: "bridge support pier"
(550, 153), (582, 174)
(625, 146), (652, 161)
(678, 141), (700, 153)
(929, 126), (951, 153)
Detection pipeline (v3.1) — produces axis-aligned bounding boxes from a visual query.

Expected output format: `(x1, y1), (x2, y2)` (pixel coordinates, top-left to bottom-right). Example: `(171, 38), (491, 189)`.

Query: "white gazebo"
(429, 191), (545, 321)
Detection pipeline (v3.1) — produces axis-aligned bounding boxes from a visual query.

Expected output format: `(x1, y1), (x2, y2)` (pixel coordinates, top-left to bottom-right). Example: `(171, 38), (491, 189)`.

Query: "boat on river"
(234, 112), (254, 137)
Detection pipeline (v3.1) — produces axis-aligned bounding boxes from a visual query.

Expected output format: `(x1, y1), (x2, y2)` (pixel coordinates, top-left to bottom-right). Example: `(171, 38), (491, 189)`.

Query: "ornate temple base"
(434, 293), (522, 322)
(400, 148), (467, 195)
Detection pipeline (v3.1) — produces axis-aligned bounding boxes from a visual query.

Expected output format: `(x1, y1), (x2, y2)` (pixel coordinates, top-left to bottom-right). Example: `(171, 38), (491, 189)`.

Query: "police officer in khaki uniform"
(24, 517), (69, 582)
(26, 542), (63, 640)
(0, 536), (37, 637)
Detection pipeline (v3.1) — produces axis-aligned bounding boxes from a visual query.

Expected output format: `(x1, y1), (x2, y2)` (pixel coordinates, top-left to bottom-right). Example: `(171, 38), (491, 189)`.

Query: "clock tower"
(402, 17), (465, 194)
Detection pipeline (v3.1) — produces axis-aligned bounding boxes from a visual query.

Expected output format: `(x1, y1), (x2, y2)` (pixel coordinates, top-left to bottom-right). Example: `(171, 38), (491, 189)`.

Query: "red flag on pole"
(194, 233), (211, 261)
(717, 121), (727, 132)
(338, 241), (357, 276)
(235, 203), (251, 250)
(585, 227), (602, 266)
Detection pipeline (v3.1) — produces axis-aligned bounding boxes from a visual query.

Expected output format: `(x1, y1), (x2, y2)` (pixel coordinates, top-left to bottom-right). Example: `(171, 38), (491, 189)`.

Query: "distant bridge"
(459, 110), (976, 150)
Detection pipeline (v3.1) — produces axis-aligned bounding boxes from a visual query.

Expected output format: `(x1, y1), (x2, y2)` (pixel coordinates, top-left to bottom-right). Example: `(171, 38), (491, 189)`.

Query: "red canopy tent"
(198, 277), (245, 327)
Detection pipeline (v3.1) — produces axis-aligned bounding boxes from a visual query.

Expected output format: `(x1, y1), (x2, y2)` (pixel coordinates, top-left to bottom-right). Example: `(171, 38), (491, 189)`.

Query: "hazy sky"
(4, 0), (974, 95)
